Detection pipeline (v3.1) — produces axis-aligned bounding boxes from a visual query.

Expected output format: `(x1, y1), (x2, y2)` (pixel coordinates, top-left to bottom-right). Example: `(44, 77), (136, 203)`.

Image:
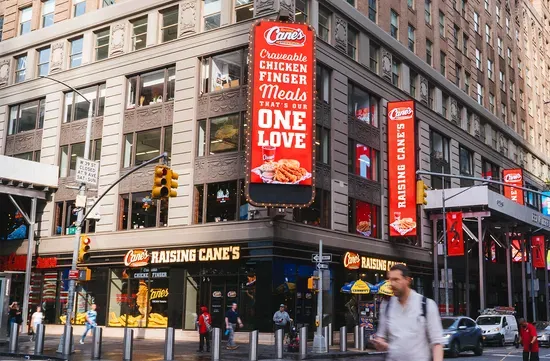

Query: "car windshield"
(477, 317), (501, 325)
(535, 322), (549, 330)
(441, 318), (457, 329)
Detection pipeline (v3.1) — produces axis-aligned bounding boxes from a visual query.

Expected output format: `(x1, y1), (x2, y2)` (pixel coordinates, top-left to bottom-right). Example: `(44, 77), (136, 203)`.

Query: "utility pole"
(312, 240), (326, 353)
(442, 178), (449, 316)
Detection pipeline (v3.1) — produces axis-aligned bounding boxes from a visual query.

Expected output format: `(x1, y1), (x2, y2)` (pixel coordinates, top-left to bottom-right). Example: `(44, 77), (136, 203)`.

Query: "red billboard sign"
(0, 254), (57, 271)
(446, 212), (464, 256)
(502, 168), (524, 205)
(246, 20), (315, 207)
(532, 235), (546, 268)
(387, 101), (417, 237)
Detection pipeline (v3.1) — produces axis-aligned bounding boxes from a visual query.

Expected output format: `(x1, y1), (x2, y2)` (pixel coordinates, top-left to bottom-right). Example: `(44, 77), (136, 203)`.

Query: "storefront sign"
(387, 100), (417, 237)
(125, 246), (241, 267)
(343, 252), (405, 271)
(124, 249), (150, 268)
(0, 254), (57, 271)
(502, 168), (524, 205)
(446, 212), (464, 256)
(246, 20), (316, 207)
(532, 236), (546, 268)
(150, 288), (169, 300)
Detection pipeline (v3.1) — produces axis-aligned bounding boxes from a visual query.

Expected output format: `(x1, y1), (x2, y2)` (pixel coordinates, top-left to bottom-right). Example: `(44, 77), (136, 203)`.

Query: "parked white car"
(476, 315), (518, 346)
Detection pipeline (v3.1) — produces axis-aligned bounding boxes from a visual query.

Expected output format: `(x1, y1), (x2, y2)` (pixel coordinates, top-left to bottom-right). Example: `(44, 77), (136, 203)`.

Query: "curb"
(0, 352), (67, 361)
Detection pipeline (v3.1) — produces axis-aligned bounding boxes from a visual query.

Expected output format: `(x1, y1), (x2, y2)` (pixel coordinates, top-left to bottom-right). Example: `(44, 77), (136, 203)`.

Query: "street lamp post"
(41, 76), (93, 354)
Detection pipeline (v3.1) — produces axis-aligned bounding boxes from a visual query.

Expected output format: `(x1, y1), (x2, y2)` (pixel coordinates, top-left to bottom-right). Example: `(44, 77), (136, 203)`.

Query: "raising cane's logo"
(388, 107), (414, 121)
(264, 26), (306, 47)
(124, 249), (150, 268)
(504, 173), (523, 182)
(343, 252), (361, 270)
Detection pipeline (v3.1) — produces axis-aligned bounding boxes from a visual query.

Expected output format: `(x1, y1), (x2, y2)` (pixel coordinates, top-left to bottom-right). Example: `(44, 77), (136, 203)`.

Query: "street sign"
(66, 226), (77, 235)
(311, 254), (332, 263)
(68, 270), (79, 280)
(75, 157), (100, 185)
(316, 263), (329, 269)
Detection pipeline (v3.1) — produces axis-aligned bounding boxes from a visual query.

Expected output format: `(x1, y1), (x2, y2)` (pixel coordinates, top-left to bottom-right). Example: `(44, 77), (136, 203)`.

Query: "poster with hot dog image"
(248, 21), (315, 186)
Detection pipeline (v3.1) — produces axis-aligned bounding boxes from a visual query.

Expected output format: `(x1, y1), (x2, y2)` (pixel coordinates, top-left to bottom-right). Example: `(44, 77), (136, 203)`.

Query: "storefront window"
(348, 198), (379, 238)
(348, 141), (379, 181)
(293, 188), (331, 228)
(200, 49), (247, 93)
(348, 84), (378, 127)
(118, 192), (168, 230)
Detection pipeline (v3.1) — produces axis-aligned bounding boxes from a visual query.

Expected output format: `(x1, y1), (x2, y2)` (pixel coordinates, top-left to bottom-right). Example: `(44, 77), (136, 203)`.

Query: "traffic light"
(78, 235), (91, 263)
(152, 165), (169, 198)
(166, 168), (179, 198)
(307, 276), (319, 291)
(416, 180), (428, 205)
(78, 268), (91, 281)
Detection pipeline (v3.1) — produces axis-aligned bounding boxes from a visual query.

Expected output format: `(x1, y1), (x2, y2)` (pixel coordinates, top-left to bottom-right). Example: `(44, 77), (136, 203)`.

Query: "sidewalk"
(0, 335), (382, 361)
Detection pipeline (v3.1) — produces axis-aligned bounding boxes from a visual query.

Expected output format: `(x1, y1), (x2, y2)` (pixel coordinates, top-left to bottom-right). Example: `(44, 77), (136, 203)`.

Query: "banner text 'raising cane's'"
(387, 101), (417, 237)
(246, 20), (315, 207)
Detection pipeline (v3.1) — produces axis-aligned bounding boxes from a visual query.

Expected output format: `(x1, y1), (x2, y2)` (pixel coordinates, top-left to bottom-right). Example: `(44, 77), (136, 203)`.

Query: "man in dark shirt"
(225, 303), (243, 350)
(519, 318), (539, 361)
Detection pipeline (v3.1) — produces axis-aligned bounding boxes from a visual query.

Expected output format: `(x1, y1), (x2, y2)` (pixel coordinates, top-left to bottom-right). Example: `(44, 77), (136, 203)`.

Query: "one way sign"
(311, 254), (332, 263)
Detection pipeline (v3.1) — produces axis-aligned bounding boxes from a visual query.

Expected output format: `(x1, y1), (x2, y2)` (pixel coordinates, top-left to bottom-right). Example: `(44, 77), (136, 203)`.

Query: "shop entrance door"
(0, 273), (12, 338)
(201, 277), (240, 329)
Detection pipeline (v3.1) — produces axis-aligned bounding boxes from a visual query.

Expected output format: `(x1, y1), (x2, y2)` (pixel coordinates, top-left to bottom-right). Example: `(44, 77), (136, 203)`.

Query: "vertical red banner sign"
(502, 168), (524, 205)
(446, 212), (464, 256)
(532, 235), (546, 268)
(387, 101), (417, 237)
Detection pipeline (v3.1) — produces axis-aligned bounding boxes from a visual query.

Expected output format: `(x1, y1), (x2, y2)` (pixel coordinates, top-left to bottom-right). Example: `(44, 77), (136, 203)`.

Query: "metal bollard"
(354, 325), (359, 349)
(35, 324), (46, 355)
(328, 323), (333, 346)
(211, 328), (221, 361)
(62, 324), (73, 355)
(164, 327), (175, 361)
(322, 326), (329, 352)
(249, 330), (259, 361)
(92, 327), (102, 360)
(9, 322), (19, 353)
(299, 326), (308, 360)
(339, 326), (347, 352)
(358, 326), (365, 351)
(275, 328), (284, 359)
(123, 328), (133, 361)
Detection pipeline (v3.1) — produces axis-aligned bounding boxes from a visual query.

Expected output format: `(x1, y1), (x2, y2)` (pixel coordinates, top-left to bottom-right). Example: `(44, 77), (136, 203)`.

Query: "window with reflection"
(348, 83), (378, 127)
(235, 0), (253, 22)
(15, 54), (27, 83)
(200, 49), (247, 93)
(11, 150), (40, 162)
(316, 125), (330, 164)
(293, 188), (330, 228)
(127, 66), (175, 108)
(295, 0), (308, 22)
(118, 192), (168, 230)
(459, 145), (474, 187)
(429, 130), (450, 189)
(316, 64), (331, 104)
(196, 113), (244, 156)
(69, 37), (84, 68)
(59, 140), (101, 178)
(131, 17), (148, 50)
(8, 99), (46, 135)
(348, 198), (379, 238)
(54, 200), (96, 235)
(193, 180), (248, 223)
(160, 7), (178, 43)
(348, 140), (379, 181)
(123, 127), (172, 168)
(64, 84), (106, 123)
(482, 158), (500, 193)
(73, 0), (86, 17)
(203, 0), (221, 30)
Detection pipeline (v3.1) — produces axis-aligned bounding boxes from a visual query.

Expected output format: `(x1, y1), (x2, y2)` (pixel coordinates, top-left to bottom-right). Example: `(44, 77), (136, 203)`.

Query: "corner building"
(1, 0), (550, 333)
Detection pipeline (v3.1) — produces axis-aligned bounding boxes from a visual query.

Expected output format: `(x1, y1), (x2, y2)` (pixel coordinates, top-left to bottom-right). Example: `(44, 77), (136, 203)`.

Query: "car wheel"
(499, 334), (505, 347)
(474, 339), (483, 356)
(449, 340), (460, 358)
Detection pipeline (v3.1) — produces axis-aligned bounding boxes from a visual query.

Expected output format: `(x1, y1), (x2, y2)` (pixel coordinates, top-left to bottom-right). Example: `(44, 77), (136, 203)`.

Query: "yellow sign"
(150, 288), (169, 300)
(377, 281), (394, 296)
(351, 280), (371, 294)
(149, 246), (240, 264)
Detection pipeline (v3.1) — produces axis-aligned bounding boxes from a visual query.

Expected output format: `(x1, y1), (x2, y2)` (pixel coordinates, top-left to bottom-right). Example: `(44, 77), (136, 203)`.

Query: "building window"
(368, 0), (377, 22)
(440, 51), (446, 75)
(348, 140), (380, 181)
(529, 126), (534, 144)
(506, 17), (510, 35)
(54, 200), (97, 235)
(390, 59), (400, 86)
(128, 66), (176, 108)
(442, 93), (448, 118)
(59, 139), (102, 178)
(203, 0), (221, 30)
(521, 119), (526, 138)
(496, 4), (501, 23)
(520, 89), (524, 108)
(316, 64), (331, 104)
(123, 127), (172, 168)
(482, 159), (500, 192)
(8, 99), (46, 135)
(485, 24), (491, 45)
(390, 10), (399, 39)
(95, 28), (110, 61)
(316, 125), (330, 164)
(348, 83), (379, 127)
(487, 59), (494, 79)
(408, 0), (414, 9)
(511, 111), (516, 131)
(499, 71), (505, 91)
(0, 17), (4, 41)
(42, 0), (55, 28)
(455, 63), (461, 86)
(465, 71), (470, 94)
(369, 42), (379, 72)
(425, 0), (432, 24)
(131, 17), (148, 50)
(200, 50), (246, 94)
(461, 0), (467, 16)
(14, 54), (27, 83)
(234, 0), (253, 22)
(453, 25), (460, 48)
(11, 151), (41, 162)
(507, 47), (512, 65)
(484, 0), (489, 11)
(118, 192), (168, 230)
(518, 59), (522, 77)
(473, 11), (479, 33)
(497, 37), (503, 56)
(510, 80), (515, 100)
(489, 93), (495, 113)
(193, 180), (251, 224)
(160, 6), (178, 43)
(73, 0), (86, 17)
(196, 113), (243, 156)
(426, 40), (433, 66)
(102, 0), (115, 6)
(295, 0), (308, 22)
(294, 188), (331, 229)
(477, 82), (483, 105)
(37, 47), (51, 77)
(475, 48), (482, 70)
(19, 7), (32, 35)
(348, 199), (380, 238)
(408, 24), (415, 51)
(462, 33), (468, 54)
(63, 84), (106, 123)
(410, 70), (417, 96)
(318, 6), (331, 42)
(439, 11), (445, 37)
(430, 130), (450, 189)
(69, 37), (84, 68)
(428, 83), (435, 109)
(459, 146), (473, 187)
(347, 26), (358, 59)
(501, 103), (507, 123)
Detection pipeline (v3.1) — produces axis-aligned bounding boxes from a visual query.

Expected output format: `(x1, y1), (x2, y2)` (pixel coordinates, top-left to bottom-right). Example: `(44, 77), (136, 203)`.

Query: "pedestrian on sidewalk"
(273, 304), (292, 334)
(30, 306), (44, 341)
(519, 318), (539, 361)
(6, 302), (21, 337)
(225, 303), (243, 350)
(372, 264), (444, 361)
(197, 306), (212, 353)
(79, 304), (97, 345)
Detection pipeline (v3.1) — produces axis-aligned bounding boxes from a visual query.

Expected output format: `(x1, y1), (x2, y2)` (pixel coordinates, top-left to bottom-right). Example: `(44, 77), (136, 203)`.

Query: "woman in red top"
(197, 306), (212, 353)
(519, 318), (539, 361)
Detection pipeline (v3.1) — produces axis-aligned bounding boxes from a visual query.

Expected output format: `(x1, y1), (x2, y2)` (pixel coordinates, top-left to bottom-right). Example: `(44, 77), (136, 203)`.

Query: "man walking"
(519, 318), (539, 361)
(225, 303), (243, 350)
(79, 304), (97, 344)
(273, 304), (292, 333)
(373, 264), (444, 361)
